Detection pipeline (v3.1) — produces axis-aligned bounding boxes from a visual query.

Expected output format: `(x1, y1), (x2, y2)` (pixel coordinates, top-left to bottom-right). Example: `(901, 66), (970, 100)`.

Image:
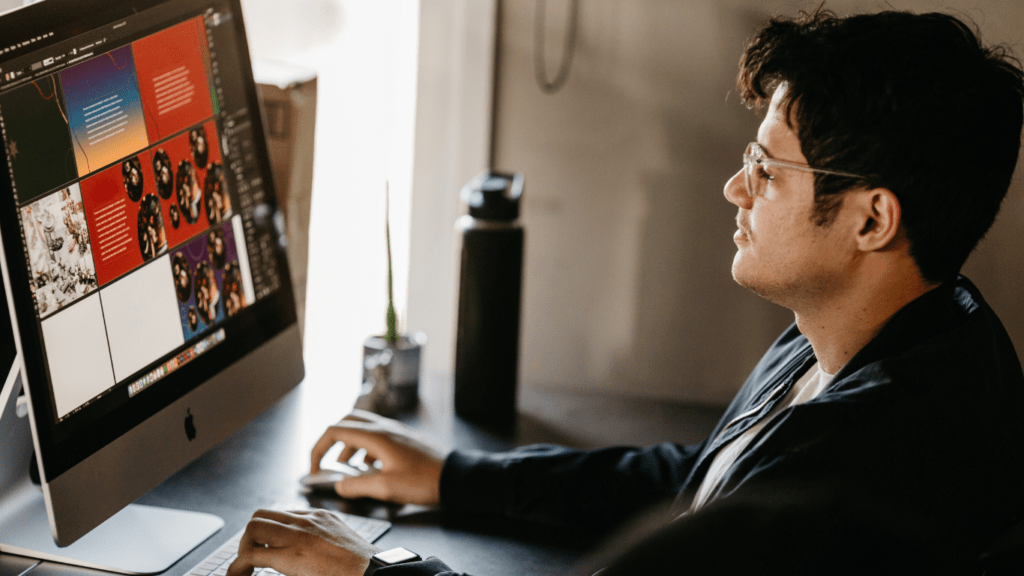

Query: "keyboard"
(184, 511), (392, 576)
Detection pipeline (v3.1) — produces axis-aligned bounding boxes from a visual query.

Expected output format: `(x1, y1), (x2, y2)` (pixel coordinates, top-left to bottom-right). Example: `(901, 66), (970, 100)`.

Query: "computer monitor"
(0, 0), (304, 572)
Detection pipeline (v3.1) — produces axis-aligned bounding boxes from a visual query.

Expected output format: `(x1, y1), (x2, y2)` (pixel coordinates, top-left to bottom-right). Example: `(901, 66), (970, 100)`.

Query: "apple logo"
(184, 408), (196, 441)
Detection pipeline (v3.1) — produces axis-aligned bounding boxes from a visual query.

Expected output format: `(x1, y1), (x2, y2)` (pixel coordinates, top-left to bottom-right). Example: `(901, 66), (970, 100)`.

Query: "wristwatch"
(364, 547), (422, 575)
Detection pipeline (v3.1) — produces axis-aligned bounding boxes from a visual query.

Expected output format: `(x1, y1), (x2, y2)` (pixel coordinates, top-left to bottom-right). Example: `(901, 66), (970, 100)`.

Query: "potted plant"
(356, 182), (425, 415)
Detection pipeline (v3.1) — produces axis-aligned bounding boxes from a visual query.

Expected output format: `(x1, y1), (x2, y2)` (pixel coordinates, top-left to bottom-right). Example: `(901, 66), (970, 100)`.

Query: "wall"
(238, 0), (421, 395)
(0, 0), (24, 14)
(491, 0), (1024, 406)
(406, 0), (497, 384)
(237, 0), (496, 402)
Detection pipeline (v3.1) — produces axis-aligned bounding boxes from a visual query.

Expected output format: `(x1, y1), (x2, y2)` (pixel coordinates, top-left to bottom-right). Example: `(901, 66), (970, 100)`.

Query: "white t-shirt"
(690, 362), (835, 513)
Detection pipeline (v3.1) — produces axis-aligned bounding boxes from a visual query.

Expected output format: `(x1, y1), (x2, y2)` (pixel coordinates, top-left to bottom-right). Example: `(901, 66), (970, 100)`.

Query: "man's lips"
(735, 222), (751, 242)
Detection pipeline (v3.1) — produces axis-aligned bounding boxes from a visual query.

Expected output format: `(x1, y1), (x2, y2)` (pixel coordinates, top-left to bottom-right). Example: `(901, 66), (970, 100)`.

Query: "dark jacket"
(383, 276), (1024, 575)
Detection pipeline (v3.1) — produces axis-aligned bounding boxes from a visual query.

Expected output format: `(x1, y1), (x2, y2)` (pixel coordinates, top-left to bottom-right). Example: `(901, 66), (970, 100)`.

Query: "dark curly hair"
(738, 8), (1024, 283)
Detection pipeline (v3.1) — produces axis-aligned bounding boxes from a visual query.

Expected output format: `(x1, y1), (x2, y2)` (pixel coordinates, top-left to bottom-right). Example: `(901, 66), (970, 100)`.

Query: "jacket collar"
(829, 276), (971, 384)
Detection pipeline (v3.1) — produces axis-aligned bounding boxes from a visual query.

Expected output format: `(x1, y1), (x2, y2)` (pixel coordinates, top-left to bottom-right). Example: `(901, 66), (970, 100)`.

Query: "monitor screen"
(0, 0), (303, 552)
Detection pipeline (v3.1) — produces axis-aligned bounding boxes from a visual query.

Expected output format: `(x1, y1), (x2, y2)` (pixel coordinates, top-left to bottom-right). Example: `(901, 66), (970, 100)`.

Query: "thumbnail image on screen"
(0, 75), (78, 204)
(20, 184), (98, 318)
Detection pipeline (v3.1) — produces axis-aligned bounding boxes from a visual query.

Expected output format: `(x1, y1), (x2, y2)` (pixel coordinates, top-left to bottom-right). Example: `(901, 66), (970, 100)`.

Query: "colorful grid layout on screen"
(0, 16), (256, 421)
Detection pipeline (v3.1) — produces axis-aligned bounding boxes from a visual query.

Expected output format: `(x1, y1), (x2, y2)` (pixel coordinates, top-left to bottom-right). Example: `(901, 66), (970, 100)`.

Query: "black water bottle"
(454, 171), (524, 429)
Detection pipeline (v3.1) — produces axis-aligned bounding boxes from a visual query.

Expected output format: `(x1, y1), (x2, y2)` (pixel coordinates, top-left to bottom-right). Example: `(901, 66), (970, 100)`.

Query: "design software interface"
(0, 4), (284, 429)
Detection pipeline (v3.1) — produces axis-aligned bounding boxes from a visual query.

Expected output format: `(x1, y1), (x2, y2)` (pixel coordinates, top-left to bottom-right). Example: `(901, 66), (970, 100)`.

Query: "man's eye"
(755, 164), (774, 181)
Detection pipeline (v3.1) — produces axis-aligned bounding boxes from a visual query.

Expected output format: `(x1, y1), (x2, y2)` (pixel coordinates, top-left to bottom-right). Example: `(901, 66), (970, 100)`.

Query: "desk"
(1, 376), (724, 576)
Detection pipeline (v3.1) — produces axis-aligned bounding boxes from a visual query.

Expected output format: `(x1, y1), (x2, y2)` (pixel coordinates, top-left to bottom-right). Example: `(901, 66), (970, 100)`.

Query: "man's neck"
(794, 269), (939, 375)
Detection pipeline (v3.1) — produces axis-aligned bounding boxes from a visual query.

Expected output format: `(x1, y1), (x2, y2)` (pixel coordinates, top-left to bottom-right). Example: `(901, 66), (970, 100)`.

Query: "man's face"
(724, 85), (856, 309)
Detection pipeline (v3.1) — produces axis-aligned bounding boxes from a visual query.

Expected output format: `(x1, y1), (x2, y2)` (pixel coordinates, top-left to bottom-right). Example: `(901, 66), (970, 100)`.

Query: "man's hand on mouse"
(309, 409), (449, 506)
(225, 508), (380, 576)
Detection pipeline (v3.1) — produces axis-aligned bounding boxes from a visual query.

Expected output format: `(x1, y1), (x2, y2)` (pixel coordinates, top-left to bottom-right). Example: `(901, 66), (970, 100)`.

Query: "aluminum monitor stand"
(0, 362), (224, 575)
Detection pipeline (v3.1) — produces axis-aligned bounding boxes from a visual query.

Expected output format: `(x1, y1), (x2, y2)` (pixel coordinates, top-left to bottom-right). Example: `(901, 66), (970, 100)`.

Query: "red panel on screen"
(80, 153), (150, 286)
(133, 17), (215, 143)
(154, 119), (228, 250)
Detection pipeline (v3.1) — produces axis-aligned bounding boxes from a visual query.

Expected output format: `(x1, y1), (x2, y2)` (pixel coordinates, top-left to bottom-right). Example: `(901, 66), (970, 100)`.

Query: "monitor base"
(1, 369), (223, 574)
(0, 499), (223, 575)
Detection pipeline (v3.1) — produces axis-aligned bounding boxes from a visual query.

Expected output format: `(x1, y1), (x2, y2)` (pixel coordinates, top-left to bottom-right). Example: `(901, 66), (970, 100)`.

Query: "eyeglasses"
(742, 142), (866, 197)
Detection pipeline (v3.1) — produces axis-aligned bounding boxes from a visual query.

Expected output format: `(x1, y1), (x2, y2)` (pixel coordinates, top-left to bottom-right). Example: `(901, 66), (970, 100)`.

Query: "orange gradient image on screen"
(60, 46), (150, 177)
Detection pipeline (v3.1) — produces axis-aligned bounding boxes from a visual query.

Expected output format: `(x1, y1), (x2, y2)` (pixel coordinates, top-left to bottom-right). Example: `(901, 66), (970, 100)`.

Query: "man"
(138, 194), (167, 261)
(122, 156), (144, 202)
(176, 160), (203, 224)
(208, 228), (227, 269)
(194, 261), (220, 326)
(154, 149), (174, 200)
(173, 252), (192, 303)
(227, 7), (1024, 576)
(205, 162), (232, 224)
(191, 125), (210, 170)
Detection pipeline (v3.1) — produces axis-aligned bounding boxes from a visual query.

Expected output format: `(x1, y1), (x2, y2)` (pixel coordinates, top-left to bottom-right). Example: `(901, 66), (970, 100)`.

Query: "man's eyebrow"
(755, 141), (776, 159)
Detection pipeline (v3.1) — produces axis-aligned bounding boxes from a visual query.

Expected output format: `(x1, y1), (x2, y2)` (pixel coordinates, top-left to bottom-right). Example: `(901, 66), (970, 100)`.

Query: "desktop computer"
(0, 0), (304, 572)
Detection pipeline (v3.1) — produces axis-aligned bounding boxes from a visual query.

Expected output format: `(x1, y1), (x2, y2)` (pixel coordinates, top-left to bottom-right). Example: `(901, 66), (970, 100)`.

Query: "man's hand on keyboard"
(310, 409), (448, 506)
(225, 508), (380, 576)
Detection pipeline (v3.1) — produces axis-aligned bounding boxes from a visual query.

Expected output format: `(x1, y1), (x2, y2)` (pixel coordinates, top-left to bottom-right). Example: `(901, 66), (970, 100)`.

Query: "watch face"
(373, 547), (420, 566)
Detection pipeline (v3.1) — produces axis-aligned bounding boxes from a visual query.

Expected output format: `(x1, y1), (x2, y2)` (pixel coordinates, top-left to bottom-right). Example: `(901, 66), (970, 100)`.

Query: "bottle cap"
(461, 171), (524, 221)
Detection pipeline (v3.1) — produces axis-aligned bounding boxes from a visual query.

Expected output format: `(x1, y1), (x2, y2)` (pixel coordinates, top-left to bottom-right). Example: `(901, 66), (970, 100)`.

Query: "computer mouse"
(300, 463), (378, 491)
(300, 469), (350, 491)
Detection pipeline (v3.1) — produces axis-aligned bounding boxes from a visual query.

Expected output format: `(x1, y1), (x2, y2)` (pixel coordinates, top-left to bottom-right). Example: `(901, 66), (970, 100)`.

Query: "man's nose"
(723, 169), (753, 209)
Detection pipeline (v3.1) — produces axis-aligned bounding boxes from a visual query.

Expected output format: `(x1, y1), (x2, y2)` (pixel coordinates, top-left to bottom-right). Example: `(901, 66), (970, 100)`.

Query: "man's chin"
(732, 270), (756, 292)
(732, 259), (776, 301)
(731, 252), (753, 287)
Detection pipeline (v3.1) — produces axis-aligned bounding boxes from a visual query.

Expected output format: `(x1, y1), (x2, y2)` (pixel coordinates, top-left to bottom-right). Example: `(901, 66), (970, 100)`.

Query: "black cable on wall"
(533, 0), (579, 94)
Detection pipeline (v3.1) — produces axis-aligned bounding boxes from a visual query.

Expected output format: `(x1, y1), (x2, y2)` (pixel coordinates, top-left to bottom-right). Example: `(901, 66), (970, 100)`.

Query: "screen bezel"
(0, 0), (299, 480)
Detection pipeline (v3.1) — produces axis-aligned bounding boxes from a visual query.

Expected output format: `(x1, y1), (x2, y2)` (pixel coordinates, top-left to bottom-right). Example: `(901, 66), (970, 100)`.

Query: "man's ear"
(851, 188), (901, 252)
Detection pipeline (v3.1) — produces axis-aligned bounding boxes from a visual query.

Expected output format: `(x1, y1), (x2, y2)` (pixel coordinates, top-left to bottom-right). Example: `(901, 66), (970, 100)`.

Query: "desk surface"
(1, 375), (723, 576)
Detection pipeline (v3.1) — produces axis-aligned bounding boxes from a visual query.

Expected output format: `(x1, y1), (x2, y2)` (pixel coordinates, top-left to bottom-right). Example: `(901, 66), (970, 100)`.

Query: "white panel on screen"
(101, 254), (185, 382)
(42, 294), (115, 418)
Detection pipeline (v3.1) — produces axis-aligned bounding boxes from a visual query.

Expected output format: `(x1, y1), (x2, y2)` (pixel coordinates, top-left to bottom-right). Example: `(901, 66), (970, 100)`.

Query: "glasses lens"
(743, 143), (758, 197)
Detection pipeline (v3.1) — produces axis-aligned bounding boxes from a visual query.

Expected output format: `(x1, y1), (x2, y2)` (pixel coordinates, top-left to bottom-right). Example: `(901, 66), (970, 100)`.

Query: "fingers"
(311, 411), (373, 472)
(227, 541), (280, 576)
(333, 472), (393, 502)
(337, 445), (360, 465)
(225, 556), (254, 576)
(310, 421), (394, 473)
(251, 508), (297, 521)
(230, 506), (379, 576)
(251, 508), (305, 526)
(311, 426), (343, 473)
(241, 514), (294, 548)
(311, 411), (404, 473)
(310, 423), (367, 472)
(226, 514), (292, 576)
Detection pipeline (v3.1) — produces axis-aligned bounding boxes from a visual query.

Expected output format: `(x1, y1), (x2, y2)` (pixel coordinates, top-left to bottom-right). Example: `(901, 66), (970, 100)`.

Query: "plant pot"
(357, 331), (425, 415)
